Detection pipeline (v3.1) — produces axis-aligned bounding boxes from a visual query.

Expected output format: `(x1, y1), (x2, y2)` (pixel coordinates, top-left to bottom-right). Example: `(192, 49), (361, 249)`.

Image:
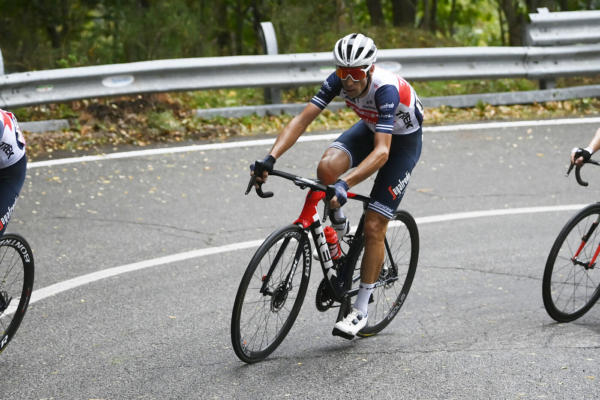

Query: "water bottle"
(324, 226), (341, 260)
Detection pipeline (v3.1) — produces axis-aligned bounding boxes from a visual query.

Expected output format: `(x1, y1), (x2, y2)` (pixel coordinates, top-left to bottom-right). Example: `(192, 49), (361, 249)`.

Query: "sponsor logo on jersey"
(0, 142), (14, 159)
(397, 111), (413, 129)
(380, 102), (395, 109)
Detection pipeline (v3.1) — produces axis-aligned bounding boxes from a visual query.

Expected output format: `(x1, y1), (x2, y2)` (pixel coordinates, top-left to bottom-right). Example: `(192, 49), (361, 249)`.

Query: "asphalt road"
(2, 118), (600, 399)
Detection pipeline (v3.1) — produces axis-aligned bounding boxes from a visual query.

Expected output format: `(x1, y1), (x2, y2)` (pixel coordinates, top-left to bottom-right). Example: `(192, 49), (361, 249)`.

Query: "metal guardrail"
(525, 8), (600, 89)
(1, 44), (599, 109)
(526, 7), (600, 46)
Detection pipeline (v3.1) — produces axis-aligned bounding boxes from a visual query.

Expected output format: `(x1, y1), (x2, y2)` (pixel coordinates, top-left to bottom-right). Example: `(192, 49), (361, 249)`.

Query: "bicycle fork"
(572, 217), (600, 270)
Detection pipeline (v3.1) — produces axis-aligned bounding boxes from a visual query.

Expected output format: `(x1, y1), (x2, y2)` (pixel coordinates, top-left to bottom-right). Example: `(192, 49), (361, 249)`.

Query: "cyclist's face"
(339, 67), (371, 97)
(341, 76), (368, 97)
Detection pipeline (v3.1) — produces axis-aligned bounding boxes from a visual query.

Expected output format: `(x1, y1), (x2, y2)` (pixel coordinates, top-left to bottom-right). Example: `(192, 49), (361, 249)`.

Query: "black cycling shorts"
(329, 120), (422, 219)
(0, 155), (27, 236)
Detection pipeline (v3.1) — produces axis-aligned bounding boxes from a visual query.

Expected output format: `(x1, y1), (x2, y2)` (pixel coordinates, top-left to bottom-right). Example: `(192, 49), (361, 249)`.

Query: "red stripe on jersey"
(397, 77), (412, 107)
(345, 101), (378, 124)
(0, 110), (13, 132)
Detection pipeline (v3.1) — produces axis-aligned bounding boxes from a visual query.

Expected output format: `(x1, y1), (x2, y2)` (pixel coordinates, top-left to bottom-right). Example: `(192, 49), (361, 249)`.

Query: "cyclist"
(571, 127), (600, 166)
(251, 33), (423, 339)
(0, 109), (27, 237)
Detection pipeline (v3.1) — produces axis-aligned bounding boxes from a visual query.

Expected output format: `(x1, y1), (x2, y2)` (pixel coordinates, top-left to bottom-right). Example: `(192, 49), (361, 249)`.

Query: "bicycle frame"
(566, 159), (600, 269)
(247, 168), (399, 303)
(571, 210), (600, 270)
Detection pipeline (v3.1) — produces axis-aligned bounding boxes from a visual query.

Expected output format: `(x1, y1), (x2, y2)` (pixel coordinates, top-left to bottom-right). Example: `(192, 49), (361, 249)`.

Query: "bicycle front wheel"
(0, 234), (34, 354)
(231, 225), (311, 363)
(347, 210), (419, 337)
(543, 204), (600, 322)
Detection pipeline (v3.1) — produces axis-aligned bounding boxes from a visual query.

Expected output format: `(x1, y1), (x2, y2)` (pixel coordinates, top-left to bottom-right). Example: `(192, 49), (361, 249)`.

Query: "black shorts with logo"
(0, 155), (27, 236)
(329, 121), (422, 219)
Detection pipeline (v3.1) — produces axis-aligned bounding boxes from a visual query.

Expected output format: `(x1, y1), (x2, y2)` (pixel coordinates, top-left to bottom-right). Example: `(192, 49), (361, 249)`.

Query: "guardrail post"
(0, 48), (4, 75)
(259, 22), (281, 104)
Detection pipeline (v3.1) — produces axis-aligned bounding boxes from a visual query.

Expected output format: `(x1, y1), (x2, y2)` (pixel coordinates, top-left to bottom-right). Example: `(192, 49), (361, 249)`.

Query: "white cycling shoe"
(332, 308), (368, 340)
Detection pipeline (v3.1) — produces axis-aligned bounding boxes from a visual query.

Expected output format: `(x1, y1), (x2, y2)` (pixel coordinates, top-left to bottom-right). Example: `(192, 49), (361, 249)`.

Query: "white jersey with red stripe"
(0, 109), (26, 169)
(311, 65), (424, 135)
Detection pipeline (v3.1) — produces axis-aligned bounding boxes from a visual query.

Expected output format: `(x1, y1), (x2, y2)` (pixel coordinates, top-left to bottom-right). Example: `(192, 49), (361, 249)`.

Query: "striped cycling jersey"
(0, 109), (26, 169)
(311, 65), (423, 135)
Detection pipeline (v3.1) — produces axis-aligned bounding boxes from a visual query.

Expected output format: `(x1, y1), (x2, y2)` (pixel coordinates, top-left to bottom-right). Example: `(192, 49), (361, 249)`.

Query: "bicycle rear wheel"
(0, 234), (34, 354)
(344, 210), (419, 337)
(543, 203), (600, 322)
(231, 225), (311, 363)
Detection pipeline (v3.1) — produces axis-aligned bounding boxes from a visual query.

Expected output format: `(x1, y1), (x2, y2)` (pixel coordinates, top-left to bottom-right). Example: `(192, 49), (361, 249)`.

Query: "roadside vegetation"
(2, 1), (599, 160)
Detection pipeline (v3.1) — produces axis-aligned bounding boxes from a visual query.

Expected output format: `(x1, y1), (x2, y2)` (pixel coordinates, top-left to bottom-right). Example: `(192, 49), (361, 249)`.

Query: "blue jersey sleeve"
(310, 72), (342, 110)
(374, 85), (400, 134)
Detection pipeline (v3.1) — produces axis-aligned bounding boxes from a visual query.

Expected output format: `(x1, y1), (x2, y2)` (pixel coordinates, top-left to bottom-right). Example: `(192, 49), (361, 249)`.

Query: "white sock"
(354, 282), (375, 316)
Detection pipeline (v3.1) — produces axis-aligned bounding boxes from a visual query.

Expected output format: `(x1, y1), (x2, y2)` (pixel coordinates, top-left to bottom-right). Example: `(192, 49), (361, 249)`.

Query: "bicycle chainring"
(315, 278), (335, 312)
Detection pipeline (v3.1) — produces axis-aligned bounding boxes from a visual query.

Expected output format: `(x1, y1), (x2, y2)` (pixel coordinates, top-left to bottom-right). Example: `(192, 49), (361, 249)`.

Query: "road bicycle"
(543, 159), (600, 322)
(231, 166), (419, 363)
(0, 233), (34, 354)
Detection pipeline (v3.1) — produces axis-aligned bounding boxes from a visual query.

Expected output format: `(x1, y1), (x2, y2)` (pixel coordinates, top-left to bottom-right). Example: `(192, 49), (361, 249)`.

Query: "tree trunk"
(366, 0), (385, 26)
(499, 0), (525, 46)
(392, 0), (416, 27)
(448, 0), (457, 36)
(215, 1), (230, 55)
(336, 0), (348, 32)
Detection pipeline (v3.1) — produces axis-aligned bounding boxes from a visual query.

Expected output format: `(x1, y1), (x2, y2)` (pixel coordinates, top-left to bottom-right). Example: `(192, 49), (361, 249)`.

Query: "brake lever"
(245, 175), (256, 195)
(566, 162), (575, 177)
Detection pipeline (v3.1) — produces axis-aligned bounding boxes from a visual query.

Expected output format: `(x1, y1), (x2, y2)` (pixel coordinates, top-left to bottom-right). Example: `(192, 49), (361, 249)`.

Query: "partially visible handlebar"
(566, 159), (600, 187)
(245, 166), (337, 222)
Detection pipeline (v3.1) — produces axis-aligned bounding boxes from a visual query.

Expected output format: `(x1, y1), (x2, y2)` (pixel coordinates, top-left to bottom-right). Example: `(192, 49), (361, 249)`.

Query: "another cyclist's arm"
(572, 127), (600, 166)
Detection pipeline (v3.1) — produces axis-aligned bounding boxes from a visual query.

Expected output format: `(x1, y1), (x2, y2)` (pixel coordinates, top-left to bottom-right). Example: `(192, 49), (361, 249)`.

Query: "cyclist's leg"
(362, 129), (422, 281)
(0, 155), (27, 236)
(317, 120), (373, 184)
(333, 130), (422, 337)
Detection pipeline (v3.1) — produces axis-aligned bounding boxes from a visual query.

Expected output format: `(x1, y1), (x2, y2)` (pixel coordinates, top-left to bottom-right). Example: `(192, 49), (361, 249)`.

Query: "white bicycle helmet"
(333, 33), (377, 68)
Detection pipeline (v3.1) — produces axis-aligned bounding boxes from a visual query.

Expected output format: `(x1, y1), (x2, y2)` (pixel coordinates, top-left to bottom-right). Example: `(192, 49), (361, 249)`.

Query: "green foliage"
(3, 0), (588, 73)
(147, 110), (182, 133)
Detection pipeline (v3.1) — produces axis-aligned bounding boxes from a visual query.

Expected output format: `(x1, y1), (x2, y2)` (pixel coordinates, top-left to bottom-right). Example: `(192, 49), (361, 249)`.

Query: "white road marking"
(0, 203), (585, 317)
(27, 117), (600, 169)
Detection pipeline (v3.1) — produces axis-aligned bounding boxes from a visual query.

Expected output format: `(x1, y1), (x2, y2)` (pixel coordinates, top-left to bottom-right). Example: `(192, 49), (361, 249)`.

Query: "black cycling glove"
(573, 147), (592, 163)
(251, 154), (276, 175)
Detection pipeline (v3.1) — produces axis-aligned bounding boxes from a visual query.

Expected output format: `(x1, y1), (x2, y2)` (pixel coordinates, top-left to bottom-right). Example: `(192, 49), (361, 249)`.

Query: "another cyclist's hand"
(331, 179), (349, 208)
(571, 147), (592, 166)
(250, 155), (276, 184)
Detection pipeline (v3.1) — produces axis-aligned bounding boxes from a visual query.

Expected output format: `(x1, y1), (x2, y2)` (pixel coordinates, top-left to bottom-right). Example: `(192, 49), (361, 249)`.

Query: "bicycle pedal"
(332, 327), (354, 341)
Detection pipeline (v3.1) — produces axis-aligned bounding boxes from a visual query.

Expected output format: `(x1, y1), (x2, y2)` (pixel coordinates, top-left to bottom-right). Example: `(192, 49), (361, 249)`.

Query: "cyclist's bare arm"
(270, 103), (322, 159)
(253, 103), (322, 184)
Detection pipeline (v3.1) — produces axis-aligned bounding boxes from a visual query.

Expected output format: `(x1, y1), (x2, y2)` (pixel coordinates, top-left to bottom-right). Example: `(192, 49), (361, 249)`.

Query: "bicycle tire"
(0, 234), (34, 354)
(543, 203), (600, 322)
(231, 225), (311, 363)
(341, 210), (419, 337)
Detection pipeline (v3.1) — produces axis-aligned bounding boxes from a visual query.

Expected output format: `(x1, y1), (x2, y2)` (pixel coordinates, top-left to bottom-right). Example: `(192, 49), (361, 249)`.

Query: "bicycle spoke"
(232, 226), (310, 362)
(544, 207), (600, 321)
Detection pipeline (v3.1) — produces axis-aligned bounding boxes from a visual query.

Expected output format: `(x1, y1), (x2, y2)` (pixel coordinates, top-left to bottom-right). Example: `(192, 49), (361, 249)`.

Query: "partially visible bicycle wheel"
(0, 234), (34, 354)
(346, 210), (419, 337)
(231, 225), (311, 363)
(543, 204), (600, 322)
